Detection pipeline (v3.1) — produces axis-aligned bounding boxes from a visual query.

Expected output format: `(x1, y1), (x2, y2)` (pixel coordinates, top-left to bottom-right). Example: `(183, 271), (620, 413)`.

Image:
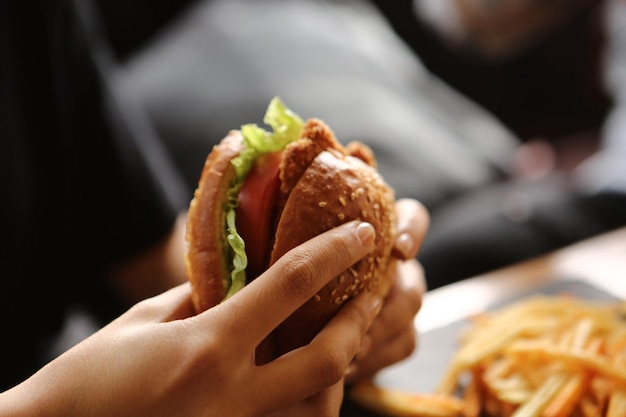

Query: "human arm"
(0, 221), (381, 417)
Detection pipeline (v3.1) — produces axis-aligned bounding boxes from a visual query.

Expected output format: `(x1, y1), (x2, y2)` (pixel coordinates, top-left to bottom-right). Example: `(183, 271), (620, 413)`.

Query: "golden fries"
(350, 382), (465, 417)
(350, 295), (626, 417)
(437, 295), (626, 417)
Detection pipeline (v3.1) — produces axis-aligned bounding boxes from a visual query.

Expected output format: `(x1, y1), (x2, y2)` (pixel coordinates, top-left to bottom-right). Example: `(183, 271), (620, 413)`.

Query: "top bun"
(268, 118), (397, 356)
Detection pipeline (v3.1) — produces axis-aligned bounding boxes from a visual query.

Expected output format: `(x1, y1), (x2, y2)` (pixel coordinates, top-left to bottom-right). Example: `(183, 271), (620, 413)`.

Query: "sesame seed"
(334, 297), (343, 305)
(338, 275), (346, 284)
(338, 196), (346, 206)
(337, 213), (345, 220)
(318, 201), (327, 207)
(314, 294), (321, 302)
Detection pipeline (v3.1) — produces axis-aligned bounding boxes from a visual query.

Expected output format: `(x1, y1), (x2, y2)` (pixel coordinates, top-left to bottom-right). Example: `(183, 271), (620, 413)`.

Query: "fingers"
(253, 289), (381, 411)
(395, 259), (426, 306)
(213, 221), (376, 350)
(345, 326), (418, 383)
(264, 383), (345, 417)
(123, 282), (195, 323)
(306, 383), (345, 417)
(345, 259), (425, 383)
(366, 260), (424, 349)
(393, 198), (429, 260)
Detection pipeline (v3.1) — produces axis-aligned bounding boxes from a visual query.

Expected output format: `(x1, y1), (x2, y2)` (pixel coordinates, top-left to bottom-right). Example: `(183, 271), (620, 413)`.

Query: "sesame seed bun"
(185, 118), (397, 362)
(185, 131), (244, 312)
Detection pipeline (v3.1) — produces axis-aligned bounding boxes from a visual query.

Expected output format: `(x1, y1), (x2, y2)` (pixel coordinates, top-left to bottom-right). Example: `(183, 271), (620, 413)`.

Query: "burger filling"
(236, 151), (282, 280)
(223, 97), (304, 299)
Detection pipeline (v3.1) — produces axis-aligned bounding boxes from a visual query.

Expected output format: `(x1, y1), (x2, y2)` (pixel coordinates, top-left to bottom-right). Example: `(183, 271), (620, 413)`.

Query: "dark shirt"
(0, 0), (188, 390)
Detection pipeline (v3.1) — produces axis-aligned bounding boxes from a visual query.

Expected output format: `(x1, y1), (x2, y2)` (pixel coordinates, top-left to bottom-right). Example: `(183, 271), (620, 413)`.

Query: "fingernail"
(393, 232), (415, 260)
(356, 222), (375, 246)
(345, 364), (356, 379)
(370, 295), (383, 320)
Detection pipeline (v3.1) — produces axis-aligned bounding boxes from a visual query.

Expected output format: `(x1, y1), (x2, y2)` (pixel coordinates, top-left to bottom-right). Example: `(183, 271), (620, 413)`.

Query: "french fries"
(350, 295), (626, 417)
(350, 382), (465, 417)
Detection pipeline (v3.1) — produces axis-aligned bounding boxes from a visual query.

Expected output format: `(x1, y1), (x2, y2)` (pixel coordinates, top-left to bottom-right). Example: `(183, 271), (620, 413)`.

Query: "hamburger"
(185, 97), (397, 363)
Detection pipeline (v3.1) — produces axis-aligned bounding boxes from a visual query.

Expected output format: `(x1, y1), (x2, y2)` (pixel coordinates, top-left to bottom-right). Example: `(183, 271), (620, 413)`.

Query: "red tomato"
(236, 151), (282, 279)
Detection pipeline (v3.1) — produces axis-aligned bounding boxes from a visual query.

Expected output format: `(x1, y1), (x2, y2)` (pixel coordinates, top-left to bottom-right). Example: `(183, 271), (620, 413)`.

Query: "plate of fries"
(349, 279), (626, 417)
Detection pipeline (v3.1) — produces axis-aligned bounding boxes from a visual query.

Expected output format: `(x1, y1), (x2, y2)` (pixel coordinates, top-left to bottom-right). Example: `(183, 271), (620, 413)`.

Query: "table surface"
(417, 225), (626, 333)
(342, 226), (626, 416)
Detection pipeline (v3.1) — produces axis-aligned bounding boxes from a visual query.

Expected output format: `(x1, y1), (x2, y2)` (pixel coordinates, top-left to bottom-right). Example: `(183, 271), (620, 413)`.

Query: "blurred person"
(406, 0), (626, 288)
(103, 0), (626, 291)
(1, 0), (429, 413)
(97, 0), (522, 212)
(376, 0), (610, 144)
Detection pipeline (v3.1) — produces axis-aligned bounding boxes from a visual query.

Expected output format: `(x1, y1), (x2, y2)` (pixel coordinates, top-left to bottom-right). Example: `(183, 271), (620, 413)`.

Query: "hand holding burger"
(0, 222), (383, 417)
(186, 97), (409, 363)
(0, 99), (428, 417)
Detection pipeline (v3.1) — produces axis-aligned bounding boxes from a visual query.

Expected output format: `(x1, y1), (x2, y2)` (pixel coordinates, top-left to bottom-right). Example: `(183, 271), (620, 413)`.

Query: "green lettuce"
(223, 97), (304, 300)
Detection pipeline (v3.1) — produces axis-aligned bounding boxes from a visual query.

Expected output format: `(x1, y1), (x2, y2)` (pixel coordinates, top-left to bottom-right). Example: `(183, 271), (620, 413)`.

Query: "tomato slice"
(236, 151), (282, 280)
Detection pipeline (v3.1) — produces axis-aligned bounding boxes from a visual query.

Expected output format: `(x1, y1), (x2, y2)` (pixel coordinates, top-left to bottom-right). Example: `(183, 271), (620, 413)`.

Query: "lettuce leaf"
(223, 97), (304, 300)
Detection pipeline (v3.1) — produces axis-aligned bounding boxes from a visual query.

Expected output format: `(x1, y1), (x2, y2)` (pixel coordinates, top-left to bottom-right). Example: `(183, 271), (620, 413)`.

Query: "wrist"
(0, 364), (77, 417)
(0, 380), (50, 417)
